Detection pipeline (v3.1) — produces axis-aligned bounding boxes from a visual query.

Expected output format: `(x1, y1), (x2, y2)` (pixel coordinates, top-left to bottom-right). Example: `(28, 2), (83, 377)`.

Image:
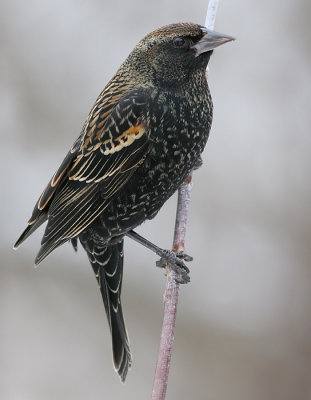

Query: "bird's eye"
(173, 37), (185, 47)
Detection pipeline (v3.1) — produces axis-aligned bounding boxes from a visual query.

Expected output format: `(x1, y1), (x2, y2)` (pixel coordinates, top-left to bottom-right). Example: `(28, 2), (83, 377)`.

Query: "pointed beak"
(192, 29), (235, 57)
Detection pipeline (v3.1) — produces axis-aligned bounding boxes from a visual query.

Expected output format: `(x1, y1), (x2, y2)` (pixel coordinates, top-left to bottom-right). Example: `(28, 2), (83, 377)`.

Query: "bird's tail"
(81, 238), (131, 382)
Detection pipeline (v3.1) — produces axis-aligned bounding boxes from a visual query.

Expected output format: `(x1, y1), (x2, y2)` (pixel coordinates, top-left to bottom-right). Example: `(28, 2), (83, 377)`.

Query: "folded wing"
(15, 84), (151, 264)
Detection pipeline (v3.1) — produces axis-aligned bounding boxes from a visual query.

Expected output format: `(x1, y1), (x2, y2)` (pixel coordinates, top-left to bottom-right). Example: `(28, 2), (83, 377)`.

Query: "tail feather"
(81, 238), (131, 382)
(34, 238), (69, 265)
(14, 213), (48, 249)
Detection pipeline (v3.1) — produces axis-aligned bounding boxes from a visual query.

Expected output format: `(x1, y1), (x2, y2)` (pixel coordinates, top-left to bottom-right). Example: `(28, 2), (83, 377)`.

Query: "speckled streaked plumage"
(14, 23), (233, 381)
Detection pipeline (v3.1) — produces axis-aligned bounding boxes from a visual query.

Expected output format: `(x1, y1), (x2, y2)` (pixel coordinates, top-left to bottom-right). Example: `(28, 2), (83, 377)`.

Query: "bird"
(14, 23), (234, 381)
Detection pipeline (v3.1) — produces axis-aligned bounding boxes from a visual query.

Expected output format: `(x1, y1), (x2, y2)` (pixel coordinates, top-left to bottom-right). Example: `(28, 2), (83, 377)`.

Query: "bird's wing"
(15, 83), (152, 263)
(13, 136), (82, 248)
(14, 79), (132, 249)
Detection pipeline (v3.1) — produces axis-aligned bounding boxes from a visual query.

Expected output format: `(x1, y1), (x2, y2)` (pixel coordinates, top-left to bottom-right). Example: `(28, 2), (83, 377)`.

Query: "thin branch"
(205, 0), (219, 30)
(152, 174), (192, 400)
(151, 4), (219, 399)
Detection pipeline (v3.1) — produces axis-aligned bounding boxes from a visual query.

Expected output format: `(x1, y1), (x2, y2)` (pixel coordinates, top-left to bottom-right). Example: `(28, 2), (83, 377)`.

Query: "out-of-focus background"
(2, 0), (311, 399)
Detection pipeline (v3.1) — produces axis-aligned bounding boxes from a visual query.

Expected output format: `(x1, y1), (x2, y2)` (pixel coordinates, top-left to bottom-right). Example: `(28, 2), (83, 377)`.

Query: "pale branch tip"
(205, 0), (219, 30)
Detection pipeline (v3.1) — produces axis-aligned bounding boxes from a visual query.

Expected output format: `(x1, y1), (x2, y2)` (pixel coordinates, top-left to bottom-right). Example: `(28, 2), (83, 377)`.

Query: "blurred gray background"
(2, 0), (311, 399)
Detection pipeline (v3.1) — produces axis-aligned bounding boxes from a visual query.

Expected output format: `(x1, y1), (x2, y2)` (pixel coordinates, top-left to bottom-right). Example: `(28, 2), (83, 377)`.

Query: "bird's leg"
(126, 230), (193, 283)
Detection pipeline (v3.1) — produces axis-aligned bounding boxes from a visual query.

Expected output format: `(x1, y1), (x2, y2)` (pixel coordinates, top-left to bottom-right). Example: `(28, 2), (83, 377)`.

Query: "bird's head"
(126, 23), (234, 87)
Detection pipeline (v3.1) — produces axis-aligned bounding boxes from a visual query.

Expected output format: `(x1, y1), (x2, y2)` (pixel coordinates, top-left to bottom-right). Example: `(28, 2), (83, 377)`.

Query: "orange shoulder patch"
(101, 123), (146, 155)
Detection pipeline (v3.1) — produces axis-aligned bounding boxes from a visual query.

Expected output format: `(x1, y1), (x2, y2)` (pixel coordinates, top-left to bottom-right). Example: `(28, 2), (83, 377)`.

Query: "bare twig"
(152, 174), (192, 400)
(205, 0), (219, 30)
(151, 4), (218, 399)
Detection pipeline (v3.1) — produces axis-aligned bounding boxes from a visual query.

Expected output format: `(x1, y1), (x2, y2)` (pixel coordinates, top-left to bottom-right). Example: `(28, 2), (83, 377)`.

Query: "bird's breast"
(93, 88), (213, 237)
(133, 92), (212, 216)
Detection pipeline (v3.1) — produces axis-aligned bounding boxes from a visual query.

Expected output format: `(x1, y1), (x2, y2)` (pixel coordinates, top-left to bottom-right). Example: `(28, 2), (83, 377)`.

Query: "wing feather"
(34, 88), (151, 263)
(15, 78), (152, 262)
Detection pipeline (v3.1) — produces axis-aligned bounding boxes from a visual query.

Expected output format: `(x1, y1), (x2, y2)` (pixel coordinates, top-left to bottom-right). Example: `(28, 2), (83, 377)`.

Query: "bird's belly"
(86, 112), (211, 244)
(98, 131), (206, 236)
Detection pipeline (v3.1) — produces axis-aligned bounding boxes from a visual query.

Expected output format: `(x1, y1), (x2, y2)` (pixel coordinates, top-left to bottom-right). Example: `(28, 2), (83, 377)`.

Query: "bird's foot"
(156, 251), (193, 284)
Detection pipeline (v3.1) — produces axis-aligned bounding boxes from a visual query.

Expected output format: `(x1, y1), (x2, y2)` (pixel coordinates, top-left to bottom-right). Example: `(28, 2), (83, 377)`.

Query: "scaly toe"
(175, 252), (193, 262)
(156, 257), (167, 269)
(156, 250), (191, 284)
(174, 270), (191, 284)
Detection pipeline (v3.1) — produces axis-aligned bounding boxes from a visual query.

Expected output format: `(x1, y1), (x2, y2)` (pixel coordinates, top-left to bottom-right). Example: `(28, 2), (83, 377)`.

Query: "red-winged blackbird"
(14, 23), (233, 381)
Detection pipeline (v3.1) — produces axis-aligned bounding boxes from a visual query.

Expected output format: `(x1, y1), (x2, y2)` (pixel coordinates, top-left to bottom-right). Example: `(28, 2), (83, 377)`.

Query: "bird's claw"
(156, 250), (192, 284)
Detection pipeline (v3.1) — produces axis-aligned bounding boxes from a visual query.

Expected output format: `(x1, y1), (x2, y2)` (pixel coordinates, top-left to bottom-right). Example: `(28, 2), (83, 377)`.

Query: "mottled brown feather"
(33, 88), (151, 262)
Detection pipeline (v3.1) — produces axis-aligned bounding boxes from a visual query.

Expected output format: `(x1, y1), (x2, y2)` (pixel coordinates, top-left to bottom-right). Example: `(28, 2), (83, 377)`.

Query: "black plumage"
(14, 23), (233, 381)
